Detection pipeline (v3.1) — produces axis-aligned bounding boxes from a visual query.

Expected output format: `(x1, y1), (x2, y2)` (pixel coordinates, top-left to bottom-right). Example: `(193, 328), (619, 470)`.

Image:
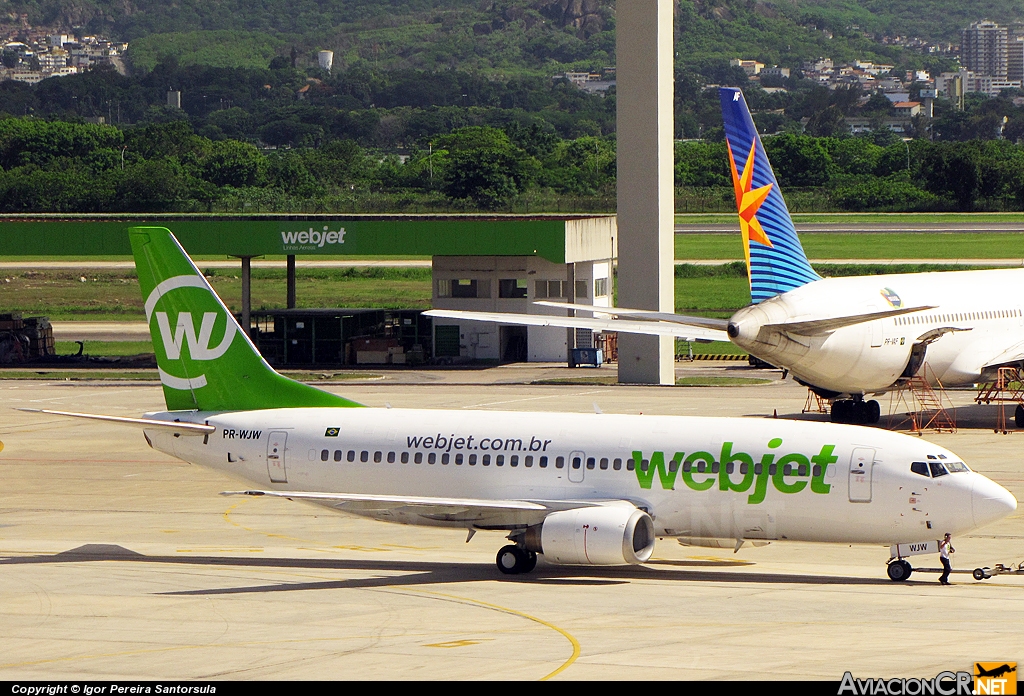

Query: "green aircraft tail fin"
(130, 226), (363, 412)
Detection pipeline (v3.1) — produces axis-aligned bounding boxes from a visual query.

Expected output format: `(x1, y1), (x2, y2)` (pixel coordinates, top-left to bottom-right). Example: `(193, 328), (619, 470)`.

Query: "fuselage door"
(568, 450), (585, 483)
(849, 447), (875, 503)
(868, 304), (883, 348)
(267, 431), (288, 483)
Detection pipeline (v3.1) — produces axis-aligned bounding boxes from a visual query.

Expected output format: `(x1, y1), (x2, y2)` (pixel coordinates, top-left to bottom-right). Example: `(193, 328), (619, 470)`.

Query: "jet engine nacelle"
(524, 506), (655, 565)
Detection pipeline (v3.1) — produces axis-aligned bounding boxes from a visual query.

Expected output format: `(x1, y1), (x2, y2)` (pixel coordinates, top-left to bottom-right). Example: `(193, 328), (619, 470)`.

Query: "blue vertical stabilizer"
(719, 88), (820, 303)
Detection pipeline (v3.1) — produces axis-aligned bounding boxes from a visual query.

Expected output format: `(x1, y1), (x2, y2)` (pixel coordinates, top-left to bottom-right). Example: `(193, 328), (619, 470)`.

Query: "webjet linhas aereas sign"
(280, 225), (347, 252)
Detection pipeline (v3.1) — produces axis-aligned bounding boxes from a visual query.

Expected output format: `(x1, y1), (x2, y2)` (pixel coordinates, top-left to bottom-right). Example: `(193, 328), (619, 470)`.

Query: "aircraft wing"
(978, 339), (1024, 370)
(222, 490), (629, 527)
(423, 309), (729, 343)
(761, 306), (935, 337)
(533, 301), (729, 331)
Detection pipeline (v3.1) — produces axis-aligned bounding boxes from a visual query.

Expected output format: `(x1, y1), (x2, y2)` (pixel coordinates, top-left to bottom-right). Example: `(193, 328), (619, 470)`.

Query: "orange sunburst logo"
(727, 140), (775, 251)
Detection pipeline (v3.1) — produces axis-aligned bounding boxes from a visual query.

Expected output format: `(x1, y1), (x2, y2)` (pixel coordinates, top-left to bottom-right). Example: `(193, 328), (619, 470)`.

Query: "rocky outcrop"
(533, 0), (608, 38)
(691, 0), (781, 22)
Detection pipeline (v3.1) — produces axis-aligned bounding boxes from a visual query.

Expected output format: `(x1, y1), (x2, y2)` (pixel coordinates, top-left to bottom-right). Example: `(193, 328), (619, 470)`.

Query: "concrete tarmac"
(1, 367), (1023, 680)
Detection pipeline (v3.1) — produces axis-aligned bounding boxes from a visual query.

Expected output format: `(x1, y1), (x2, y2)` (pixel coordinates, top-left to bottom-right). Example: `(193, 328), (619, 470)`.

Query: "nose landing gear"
(831, 398), (881, 425)
(886, 559), (913, 582)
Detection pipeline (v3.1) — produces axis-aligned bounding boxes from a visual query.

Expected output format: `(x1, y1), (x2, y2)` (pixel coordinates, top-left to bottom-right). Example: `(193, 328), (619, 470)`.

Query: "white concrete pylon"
(616, 0), (676, 385)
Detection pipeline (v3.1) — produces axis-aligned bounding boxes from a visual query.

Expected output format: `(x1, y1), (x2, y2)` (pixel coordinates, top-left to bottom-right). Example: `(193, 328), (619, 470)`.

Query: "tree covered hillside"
(6, 0), (1021, 75)
(796, 0), (1024, 41)
(2, 0), (617, 74)
(8, 1), (1024, 215)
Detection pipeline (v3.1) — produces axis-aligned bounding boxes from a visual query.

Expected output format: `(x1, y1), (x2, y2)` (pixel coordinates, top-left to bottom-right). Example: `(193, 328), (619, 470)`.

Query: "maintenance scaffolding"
(887, 365), (957, 434)
(975, 366), (1024, 434)
(803, 390), (830, 415)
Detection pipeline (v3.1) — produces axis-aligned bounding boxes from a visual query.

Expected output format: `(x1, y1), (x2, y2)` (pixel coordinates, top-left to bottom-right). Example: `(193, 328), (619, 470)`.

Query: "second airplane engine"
(523, 506), (655, 565)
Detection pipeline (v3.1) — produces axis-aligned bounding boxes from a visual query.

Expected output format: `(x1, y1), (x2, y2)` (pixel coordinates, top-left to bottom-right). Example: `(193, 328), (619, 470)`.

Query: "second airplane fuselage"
(729, 268), (1024, 395)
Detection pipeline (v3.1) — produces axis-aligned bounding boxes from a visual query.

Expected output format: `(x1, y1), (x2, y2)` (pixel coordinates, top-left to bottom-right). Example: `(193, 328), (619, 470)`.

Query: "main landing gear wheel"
(887, 559), (913, 582)
(830, 400), (848, 424)
(1015, 404), (1024, 429)
(866, 400), (881, 424)
(831, 399), (881, 425)
(496, 545), (537, 575)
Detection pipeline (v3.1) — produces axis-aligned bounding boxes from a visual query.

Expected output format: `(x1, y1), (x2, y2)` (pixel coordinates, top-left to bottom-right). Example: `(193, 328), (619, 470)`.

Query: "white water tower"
(317, 50), (334, 73)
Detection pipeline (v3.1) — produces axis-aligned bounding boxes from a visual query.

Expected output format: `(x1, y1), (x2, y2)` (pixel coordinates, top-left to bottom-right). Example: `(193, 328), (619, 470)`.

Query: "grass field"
(54, 341), (154, 356)
(675, 212), (1024, 225)
(2, 262), (1002, 326)
(1, 267), (433, 321)
(7, 269), (745, 321)
(3, 239), (1020, 361)
(0, 370), (160, 380)
(675, 233), (1024, 260)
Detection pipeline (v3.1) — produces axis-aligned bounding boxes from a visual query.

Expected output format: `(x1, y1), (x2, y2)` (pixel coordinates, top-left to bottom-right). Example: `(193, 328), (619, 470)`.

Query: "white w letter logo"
(156, 311), (235, 361)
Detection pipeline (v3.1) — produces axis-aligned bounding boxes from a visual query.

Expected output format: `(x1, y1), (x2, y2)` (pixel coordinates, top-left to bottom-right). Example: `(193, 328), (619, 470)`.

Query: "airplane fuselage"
(729, 268), (1024, 395)
(146, 407), (1014, 546)
(46, 223), (1015, 578)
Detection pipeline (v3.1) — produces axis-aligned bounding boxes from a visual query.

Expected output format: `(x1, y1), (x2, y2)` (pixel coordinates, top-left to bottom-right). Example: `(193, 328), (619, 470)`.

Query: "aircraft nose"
(972, 475), (1017, 528)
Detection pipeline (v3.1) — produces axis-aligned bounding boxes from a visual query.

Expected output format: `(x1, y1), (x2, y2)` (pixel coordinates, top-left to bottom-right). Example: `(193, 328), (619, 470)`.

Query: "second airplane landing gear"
(496, 545), (538, 575)
(831, 398), (881, 425)
(886, 559), (913, 581)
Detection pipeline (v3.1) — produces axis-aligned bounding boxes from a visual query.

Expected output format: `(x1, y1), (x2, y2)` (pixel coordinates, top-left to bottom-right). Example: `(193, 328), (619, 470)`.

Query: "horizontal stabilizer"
(762, 306), (935, 337)
(423, 309), (729, 343)
(16, 408), (215, 434)
(533, 301), (729, 331)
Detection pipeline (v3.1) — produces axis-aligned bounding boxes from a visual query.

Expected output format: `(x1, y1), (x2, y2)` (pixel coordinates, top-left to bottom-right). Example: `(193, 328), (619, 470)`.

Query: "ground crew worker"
(939, 533), (955, 585)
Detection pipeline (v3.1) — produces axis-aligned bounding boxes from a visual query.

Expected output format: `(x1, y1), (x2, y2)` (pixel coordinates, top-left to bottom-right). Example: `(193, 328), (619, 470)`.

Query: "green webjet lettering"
(632, 441), (836, 504)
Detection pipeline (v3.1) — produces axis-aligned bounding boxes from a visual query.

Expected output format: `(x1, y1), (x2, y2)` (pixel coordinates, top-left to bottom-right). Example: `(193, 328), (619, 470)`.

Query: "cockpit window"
(911, 462), (930, 477)
(945, 461), (970, 473)
(929, 462), (949, 478)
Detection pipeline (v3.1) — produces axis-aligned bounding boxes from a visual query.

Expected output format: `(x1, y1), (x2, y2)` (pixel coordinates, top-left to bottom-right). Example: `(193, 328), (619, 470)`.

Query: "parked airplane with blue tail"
(428, 87), (1024, 426)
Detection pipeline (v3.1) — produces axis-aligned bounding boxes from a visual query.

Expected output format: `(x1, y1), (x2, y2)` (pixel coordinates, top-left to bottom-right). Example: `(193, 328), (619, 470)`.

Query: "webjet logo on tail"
(145, 275), (237, 391)
(281, 225), (347, 251)
(156, 311), (235, 361)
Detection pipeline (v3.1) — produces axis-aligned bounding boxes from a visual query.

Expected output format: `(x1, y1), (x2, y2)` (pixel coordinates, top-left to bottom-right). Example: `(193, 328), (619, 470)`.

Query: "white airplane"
(427, 87), (1024, 426)
(20, 226), (1016, 581)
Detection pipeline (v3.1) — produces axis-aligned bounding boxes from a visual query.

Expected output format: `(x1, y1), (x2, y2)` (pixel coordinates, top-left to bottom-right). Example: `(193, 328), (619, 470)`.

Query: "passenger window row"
(319, 450), (556, 467)
(896, 309), (1021, 326)
(317, 449), (633, 471)
(316, 449), (821, 477)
